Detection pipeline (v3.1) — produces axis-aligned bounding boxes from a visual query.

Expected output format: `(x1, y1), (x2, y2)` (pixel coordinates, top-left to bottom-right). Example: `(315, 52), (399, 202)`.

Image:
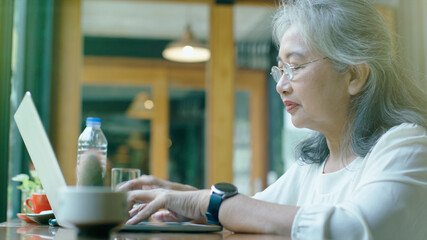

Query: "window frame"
(0, 0), (14, 223)
(5, 0), (54, 220)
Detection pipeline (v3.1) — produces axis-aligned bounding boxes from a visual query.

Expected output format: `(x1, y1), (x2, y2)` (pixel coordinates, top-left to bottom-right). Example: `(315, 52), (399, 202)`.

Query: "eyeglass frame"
(270, 57), (328, 83)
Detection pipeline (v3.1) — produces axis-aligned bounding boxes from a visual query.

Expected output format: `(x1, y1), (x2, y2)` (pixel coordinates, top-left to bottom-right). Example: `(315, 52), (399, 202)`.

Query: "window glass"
(8, 0), (28, 219)
(81, 85), (152, 186)
(233, 91), (251, 195)
(169, 90), (205, 188)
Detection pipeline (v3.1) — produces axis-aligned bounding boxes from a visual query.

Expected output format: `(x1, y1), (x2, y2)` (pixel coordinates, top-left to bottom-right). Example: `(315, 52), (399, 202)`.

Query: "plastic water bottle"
(77, 117), (108, 178)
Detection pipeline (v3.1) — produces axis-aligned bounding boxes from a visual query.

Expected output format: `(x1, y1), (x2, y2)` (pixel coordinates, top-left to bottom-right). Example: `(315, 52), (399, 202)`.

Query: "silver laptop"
(14, 92), (221, 233)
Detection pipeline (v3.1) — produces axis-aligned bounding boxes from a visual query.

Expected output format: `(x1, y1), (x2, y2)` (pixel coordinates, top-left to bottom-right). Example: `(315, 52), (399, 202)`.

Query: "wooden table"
(0, 220), (290, 240)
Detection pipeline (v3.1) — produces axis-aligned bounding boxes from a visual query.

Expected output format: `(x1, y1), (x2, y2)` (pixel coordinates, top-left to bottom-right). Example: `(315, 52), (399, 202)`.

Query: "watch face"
(214, 183), (237, 194)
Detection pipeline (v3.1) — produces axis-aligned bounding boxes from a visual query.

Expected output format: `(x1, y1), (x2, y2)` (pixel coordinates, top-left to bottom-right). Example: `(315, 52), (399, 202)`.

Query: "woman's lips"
(284, 100), (299, 112)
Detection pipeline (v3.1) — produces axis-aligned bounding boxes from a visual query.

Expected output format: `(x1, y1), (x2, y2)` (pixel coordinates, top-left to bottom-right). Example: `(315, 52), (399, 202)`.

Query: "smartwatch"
(205, 182), (238, 225)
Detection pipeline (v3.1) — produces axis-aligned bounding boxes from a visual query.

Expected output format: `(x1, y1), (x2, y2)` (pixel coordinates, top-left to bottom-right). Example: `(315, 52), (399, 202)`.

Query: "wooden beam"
(84, 56), (204, 69)
(50, 0), (82, 185)
(206, 4), (235, 186)
(237, 70), (268, 194)
(169, 67), (205, 89)
(123, 0), (213, 3)
(235, 0), (276, 6)
(83, 57), (205, 87)
(83, 57), (261, 90)
(107, 0), (276, 6)
(150, 77), (170, 179)
(83, 64), (165, 86)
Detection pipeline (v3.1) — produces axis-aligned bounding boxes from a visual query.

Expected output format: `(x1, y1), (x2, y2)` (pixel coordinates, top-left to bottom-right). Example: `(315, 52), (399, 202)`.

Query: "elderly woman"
(119, 0), (427, 239)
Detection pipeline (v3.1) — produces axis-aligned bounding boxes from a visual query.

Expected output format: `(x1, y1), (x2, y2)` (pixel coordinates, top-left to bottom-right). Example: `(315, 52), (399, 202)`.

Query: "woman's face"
(276, 25), (352, 137)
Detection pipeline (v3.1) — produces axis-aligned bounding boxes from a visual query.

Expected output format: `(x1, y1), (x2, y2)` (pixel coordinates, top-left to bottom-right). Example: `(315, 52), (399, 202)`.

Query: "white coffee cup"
(58, 186), (127, 236)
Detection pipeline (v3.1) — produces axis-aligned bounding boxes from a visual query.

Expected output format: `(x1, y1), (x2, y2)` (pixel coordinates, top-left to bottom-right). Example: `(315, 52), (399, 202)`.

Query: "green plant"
(12, 170), (43, 194)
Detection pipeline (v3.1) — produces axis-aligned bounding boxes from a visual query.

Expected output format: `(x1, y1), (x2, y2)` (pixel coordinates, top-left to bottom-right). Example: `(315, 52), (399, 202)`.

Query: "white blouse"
(253, 123), (427, 240)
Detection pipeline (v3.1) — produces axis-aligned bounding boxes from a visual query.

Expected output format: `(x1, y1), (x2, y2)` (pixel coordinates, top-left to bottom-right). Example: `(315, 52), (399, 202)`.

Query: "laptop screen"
(14, 92), (67, 219)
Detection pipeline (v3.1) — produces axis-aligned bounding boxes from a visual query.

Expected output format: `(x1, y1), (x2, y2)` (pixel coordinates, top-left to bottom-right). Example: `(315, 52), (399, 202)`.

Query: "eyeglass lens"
(271, 67), (282, 83)
(271, 64), (292, 83)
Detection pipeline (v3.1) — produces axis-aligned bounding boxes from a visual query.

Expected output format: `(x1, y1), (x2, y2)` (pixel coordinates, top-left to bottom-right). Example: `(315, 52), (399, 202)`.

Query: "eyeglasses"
(270, 57), (328, 83)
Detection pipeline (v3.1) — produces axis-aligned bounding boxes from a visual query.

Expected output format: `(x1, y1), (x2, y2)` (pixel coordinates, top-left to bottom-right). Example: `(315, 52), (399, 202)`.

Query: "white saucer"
(25, 210), (55, 224)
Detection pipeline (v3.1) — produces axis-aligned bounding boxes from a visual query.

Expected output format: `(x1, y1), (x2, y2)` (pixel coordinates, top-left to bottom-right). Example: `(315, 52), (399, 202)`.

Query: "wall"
(396, 0), (427, 88)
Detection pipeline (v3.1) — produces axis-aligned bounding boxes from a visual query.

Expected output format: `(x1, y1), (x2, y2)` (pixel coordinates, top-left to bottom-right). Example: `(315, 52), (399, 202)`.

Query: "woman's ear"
(348, 63), (370, 95)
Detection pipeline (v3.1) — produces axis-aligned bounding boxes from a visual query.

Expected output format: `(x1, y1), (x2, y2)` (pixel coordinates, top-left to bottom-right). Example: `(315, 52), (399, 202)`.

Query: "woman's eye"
(292, 64), (303, 71)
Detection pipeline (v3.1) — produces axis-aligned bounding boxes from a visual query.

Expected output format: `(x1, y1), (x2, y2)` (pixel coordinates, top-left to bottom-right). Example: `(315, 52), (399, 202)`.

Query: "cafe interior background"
(1, 0), (426, 222)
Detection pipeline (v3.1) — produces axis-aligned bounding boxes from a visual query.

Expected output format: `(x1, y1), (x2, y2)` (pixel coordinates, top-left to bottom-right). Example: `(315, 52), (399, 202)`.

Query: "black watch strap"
(206, 192), (223, 225)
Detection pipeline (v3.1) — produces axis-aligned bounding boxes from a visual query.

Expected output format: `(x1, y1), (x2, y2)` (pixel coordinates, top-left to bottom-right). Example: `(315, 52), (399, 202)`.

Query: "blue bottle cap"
(86, 117), (101, 126)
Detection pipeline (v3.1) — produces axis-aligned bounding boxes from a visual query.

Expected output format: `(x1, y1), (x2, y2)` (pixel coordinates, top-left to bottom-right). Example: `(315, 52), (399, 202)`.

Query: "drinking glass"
(111, 168), (141, 190)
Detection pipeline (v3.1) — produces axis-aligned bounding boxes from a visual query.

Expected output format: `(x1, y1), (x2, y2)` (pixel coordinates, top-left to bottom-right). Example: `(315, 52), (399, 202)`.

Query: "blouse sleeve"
(291, 124), (427, 240)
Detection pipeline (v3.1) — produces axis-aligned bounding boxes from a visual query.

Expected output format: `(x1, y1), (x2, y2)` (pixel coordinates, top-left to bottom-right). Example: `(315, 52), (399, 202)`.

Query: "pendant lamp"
(126, 92), (154, 119)
(162, 25), (210, 63)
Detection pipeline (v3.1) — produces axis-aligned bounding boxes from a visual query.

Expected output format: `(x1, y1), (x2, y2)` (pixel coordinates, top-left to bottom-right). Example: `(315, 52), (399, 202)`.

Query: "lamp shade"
(126, 92), (154, 119)
(162, 25), (210, 63)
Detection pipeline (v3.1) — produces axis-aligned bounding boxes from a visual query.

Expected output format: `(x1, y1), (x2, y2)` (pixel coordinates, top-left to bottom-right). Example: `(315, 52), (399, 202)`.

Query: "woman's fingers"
(129, 203), (147, 218)
(117, 175), (197, 192)
(126, 189), (154, 213)
(151, 210), (179, 222)
(126, 192), (168, 225)
(125, 189), (210, 225)
(127, 188), (160, 204)
(151, 210), (192, 222)
(118, 175), (165, 192)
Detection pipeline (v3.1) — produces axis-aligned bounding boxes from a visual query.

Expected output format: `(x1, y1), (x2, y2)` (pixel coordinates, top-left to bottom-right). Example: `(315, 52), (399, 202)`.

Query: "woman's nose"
(275, 76), (292, 95)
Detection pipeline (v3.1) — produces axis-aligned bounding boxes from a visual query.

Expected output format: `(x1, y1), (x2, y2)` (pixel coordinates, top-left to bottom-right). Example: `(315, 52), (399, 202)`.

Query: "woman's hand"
(126, 189), (210, 225)
(117, 175), (197, 192)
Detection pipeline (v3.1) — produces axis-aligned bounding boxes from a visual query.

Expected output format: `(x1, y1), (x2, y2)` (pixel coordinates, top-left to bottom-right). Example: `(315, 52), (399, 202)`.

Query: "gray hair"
(273, 0), (427, 164)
